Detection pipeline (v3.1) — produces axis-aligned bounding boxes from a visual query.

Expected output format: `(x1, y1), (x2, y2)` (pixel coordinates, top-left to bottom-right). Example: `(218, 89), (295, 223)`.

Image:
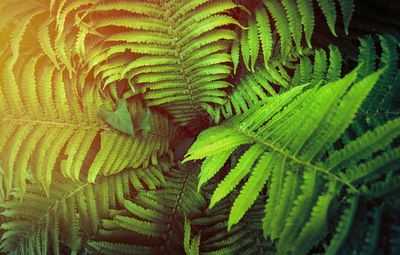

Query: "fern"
(0, 8), (177, 199)
(325, 195), (359, 255)
(183, 216), (201, 255)
(86, 162), (206, 255)
(191, 179), (274, 254)
(210, 65), (280, 122)
(63, 0), (243, 126)
(0, 161), (171, 254)
(233, 0), (355, 69)
(184, 66), (400, 254)
(0, 0), (399, 254)
(344, 33), (400, 144)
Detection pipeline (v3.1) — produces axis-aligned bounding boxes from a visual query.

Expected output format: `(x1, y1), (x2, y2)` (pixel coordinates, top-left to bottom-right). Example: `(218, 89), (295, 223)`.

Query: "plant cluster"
(0, 0), (399, 254)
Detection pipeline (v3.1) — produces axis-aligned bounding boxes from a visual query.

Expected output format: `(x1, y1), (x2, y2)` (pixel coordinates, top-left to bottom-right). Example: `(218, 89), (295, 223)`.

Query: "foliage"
(0, 0), (399, 254)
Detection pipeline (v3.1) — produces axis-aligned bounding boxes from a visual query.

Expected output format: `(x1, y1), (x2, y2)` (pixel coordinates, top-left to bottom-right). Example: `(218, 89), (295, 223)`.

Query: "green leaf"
(99, 99), (134, 136)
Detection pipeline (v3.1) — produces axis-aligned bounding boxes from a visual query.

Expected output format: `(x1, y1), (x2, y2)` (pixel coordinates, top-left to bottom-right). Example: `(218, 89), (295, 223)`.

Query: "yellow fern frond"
(0, 43), (177, 198)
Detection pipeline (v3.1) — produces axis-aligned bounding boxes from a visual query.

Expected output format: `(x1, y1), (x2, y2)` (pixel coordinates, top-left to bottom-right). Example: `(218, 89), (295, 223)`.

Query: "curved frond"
(191, 180), (275, 254)
(88, 162), (206, 255)
(73, 0), (241, 126)
(185, 66), (400, 254)
(0, 32), (177, 198)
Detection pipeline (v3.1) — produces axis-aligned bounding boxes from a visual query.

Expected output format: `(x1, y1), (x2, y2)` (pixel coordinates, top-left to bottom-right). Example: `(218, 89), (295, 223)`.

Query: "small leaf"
(99, 99), (134, 136)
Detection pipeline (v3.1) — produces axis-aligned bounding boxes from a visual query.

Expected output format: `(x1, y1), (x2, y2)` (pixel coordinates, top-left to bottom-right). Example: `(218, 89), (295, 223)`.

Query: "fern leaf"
(277, 170), (321, 253)
(228, 152), (272, 230)
(37, 17), (59, 69)
(82, 0), (240, 126)
(2, 57), (25, 116)
(344, 146), (400, 184)
(291, 186), (335, 255)
(281, 0), (302, 52)
(300, 68), (385, 162)
(356, 36), (377, 82)
(269, 168), (301, 239)
(359, 206), (382, 255)
(337, 0), (355, 35)
(209, 144), (265, 209)
(185, 61), (399, 253)
(255, 6), (273, 67)
(325, 195), (359, 255)
(9, 9), (45, 66)
(0, 162), (171, 254)
(198, 148), (235, 191)
(362, 175), (400, 199)
(316, 0), (337, 36)
(248, 16), (259, 71)
(231, 32), (240, 74)
(112, 215), (163, 237)
(327, 117), (400, 170)
(1, 50), (177, 195)
(296, 0), (314, 48)
(326, 45), (343, 82)
(184, 127), (252, 161)
(55, 0), (99, 42)
(263, 0), (291, 62)
(299, 56), (313, 84)
(363, 34), (398, 117)
(311, 49), (328, 84)
(240, 28), (251, 71)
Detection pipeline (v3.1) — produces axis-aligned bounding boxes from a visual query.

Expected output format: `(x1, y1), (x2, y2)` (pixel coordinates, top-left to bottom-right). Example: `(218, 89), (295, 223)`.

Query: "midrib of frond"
(8, 181), (90, 250)
(164, 167), (194, 244)
(162, 8), (201, 121)
(1, 117), (103, 130)
(0, 117), (174, 140)
(228, 124), (359, 193)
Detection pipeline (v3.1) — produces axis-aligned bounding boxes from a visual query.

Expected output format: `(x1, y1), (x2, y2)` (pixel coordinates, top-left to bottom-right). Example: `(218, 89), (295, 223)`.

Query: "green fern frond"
(310, 48), (328, 84)
(255, 6), (273, 67)
(0, 1), (399, 254)
(212, 65), (283, 122)
(0, 162), (170, 254)
(345, 34), (400, 144)
(88, 162), (205, 255)
(281, 0), (302, 53)
(337, 0), (355, 35)
(361, 34), (399, 127)
(263, 0), (291, 64)
(191, 180), (274, 254)
(69, 0), (242, 126)
(316, 0), (337, 36)
(356, 36), (377, 82)
(233, 0), (353, 71)
(248, 15), (260, 71)
(358, 206), (382, 255)
(326, 45), (343, 82)
(291, 182), (335, 255)
(296, 0), (314, 47)
(325, 195), (359, 255)
(184, 65), (400, 254)
(184, 216), (201, 255)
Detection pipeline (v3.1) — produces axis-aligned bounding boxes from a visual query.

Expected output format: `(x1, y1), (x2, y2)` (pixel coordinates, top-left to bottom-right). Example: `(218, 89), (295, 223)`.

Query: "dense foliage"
(0, 0), (399, 254)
